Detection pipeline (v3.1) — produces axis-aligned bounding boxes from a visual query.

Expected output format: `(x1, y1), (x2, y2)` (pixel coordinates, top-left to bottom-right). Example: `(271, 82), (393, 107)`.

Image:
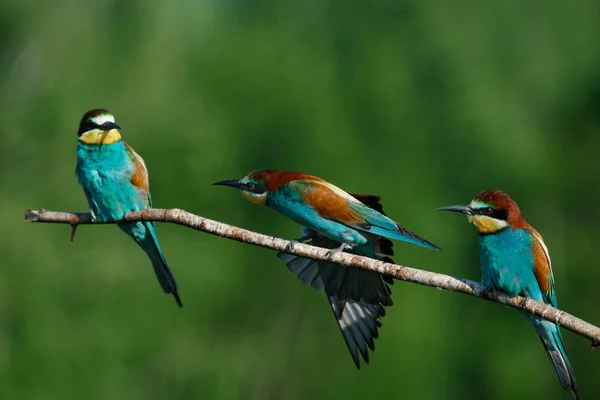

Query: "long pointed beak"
(99, 129), (113, 149)
(101, 121), (121, 131)
(100, 131), (108, 147)
(438, 204), (473, 215)
(213, 179), (244, 190)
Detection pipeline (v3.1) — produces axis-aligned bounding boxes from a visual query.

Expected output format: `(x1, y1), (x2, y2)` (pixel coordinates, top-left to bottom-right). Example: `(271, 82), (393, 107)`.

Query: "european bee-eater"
(214, 170), (441, 367)
(75, 109), (181, 307)
(439, 190), (579, 399)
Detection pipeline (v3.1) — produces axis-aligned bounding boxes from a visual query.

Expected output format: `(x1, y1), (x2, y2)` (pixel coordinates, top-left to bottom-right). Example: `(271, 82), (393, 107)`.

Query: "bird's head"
(77, 109), (122, 145)
(438, 190), (523, 234)
(213, 170), (271, 206)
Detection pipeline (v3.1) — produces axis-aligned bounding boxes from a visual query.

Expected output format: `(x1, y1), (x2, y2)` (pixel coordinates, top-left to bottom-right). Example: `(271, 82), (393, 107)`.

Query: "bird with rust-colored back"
(215, 170), (441, 368)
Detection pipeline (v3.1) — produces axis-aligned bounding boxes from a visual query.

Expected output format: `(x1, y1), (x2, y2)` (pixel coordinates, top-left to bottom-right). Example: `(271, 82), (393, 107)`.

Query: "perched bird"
(214, 170), (441, 367)
(75, 109), (181, 307)
(439, 190), (579, 399)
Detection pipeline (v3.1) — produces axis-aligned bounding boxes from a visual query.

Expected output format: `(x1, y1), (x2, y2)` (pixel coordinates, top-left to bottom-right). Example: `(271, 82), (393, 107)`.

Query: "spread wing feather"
(276, 193), (395, 368)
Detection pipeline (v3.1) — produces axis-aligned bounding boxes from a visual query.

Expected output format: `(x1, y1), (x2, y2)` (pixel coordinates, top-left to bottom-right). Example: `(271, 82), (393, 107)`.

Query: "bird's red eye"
(478, 207), (494, 216)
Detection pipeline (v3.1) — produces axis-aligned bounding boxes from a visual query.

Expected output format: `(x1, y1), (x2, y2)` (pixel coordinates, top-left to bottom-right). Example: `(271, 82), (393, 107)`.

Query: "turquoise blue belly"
(477, 228), (543, 301)
(76, 142), (145, 221)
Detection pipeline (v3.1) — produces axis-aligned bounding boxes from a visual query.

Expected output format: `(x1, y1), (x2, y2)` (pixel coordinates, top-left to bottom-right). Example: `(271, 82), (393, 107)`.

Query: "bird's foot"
(591, 341), (598, 353)
(477, 286), (496, 302)
(72, 211), (100, 242)
(518, 296), (529, 310)
(326, 243), (353, 261)
(284, 240), (299, 253)
(72, 211), (98, 242)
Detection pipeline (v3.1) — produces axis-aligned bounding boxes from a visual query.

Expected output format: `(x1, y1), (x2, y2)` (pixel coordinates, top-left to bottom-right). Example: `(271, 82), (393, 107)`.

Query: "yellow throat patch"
(79, 129), (122, 145)
(241, 190), (267, 206)
(468, 215), (509, 234)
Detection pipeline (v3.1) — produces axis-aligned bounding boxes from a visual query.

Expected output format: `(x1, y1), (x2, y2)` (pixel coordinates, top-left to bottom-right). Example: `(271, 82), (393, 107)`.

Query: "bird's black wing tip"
(173, 292), (183, 308)
(425, 239), (443, 251)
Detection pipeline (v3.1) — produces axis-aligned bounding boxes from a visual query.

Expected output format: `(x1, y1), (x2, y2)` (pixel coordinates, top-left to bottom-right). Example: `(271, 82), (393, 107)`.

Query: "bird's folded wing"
(530, 229), (557, 307)
(290, 180), (440, 250)
(124, 142), (152, 207)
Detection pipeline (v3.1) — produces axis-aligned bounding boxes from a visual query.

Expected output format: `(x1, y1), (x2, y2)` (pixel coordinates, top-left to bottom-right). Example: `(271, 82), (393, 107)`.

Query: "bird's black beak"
(101, 121), (121, 131)
(213, 179), (244, 190)
(438, 204), (473, 215)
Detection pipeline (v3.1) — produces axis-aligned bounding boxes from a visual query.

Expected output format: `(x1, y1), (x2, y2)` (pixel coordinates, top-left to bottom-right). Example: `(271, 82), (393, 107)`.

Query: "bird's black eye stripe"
(477, 207), (508, 220)
(493, 209), (508, 220)
(244, 181), (265, 194)
(77, 120), (98, 136)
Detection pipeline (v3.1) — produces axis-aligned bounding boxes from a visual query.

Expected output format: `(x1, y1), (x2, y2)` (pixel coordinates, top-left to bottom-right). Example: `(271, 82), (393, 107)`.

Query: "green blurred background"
(1, 0), (599, 399)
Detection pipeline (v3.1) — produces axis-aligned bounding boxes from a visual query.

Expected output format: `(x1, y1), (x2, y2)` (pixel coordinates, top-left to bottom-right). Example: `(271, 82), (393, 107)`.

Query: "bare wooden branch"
(24, 208), (600, 348)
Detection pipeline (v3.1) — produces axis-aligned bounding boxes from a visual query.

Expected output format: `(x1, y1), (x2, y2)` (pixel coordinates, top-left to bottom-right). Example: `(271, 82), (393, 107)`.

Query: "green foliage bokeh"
(1, 1), (599, 399)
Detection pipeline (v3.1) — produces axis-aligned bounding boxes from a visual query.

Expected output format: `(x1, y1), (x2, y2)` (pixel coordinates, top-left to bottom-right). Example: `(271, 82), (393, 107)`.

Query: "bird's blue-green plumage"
(478, 227), (577, 398)
(478, 228), (546, 300)
(268, 185), (370, 246)
(75, 140), (180, 306)
(76, 141), (141, 221)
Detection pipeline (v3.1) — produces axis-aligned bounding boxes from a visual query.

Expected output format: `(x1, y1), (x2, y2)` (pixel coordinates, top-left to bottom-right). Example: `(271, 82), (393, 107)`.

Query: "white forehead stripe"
(91, 114), (115, 125)
(469, 200), (487, 208)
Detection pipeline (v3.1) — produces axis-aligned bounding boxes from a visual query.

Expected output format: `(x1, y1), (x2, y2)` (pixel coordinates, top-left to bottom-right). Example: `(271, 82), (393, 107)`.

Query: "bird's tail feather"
(120, 221), (182, 307)
(531, 318), (579, 399)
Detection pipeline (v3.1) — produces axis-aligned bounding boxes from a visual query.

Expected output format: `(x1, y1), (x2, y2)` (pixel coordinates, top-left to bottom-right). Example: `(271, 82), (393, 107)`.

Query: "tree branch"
(24, 208), (600, 348)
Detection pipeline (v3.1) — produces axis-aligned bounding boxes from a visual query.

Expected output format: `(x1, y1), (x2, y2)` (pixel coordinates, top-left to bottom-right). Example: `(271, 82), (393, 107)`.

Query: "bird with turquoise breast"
(439, 190), (579, 399)
(214, 170), (441, 368)
(75, 109), (181, 307)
